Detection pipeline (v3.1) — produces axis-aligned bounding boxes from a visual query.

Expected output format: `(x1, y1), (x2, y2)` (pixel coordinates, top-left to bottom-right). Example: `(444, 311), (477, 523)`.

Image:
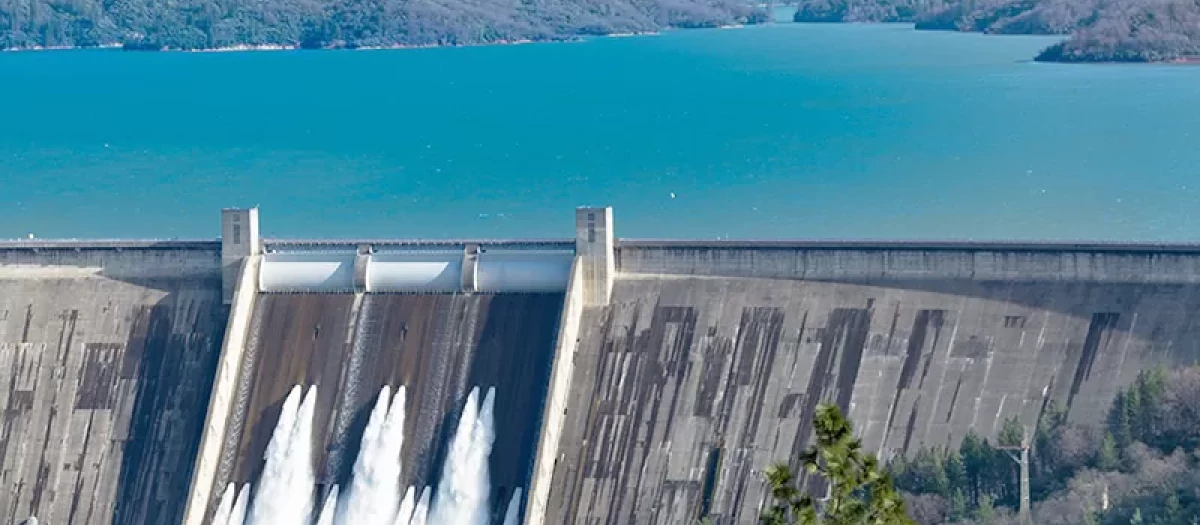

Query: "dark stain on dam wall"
(546, 270), (1200, 525)
(212, 292), (562, 519)
(0, 247), (226, 525)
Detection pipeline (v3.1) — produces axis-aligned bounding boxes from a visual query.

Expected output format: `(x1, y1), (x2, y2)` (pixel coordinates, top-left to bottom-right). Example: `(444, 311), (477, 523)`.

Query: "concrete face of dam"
(0, 245), (226, 525)
(4, 208), (1200, 525)
(543, 244), (1200, 524)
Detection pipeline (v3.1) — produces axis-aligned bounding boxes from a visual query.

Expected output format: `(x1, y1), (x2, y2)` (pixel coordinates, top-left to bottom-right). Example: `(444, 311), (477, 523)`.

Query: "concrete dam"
(2, 207), (1199, 525)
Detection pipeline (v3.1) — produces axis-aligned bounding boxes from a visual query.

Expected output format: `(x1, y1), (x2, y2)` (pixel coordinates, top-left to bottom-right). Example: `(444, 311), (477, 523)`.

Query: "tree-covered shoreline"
(0, 0), (768, 51)
(792, 0), (1200, 63)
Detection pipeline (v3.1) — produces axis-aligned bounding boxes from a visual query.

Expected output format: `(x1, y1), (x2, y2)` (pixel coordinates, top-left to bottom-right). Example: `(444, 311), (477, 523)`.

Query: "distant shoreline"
(790, 0), (1200, 65)
(0, 29), (673, 53)
(2, 42), (122, 52)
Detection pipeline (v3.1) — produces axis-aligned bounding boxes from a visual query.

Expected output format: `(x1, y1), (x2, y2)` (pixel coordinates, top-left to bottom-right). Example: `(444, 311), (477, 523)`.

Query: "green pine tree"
(1109, 391), (1133, 448)
(1095, 431), (1120, 471)
(948, 488), (969, 522)
(959, 431), (988, 505)
(943, 452), (966, 491)
(1039, 401), (1068, 432)
(761, 403), (914, 525)
(1035, 401), (1067, 476)
(998, 416), (1025, 448)
(1162, 493), (1183, 525)
(1124, 385), (1143, 444)
(1135, 367), (1167, 447)
(975, 493), (995, 524)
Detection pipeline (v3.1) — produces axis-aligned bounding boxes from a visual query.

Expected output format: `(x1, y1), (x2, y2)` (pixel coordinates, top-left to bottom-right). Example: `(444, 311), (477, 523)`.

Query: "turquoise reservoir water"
(1, 24), (1198, 240)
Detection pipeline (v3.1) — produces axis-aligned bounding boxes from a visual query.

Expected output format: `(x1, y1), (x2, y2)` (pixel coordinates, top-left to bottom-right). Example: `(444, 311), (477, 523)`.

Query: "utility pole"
(999, 428), (1033, 525)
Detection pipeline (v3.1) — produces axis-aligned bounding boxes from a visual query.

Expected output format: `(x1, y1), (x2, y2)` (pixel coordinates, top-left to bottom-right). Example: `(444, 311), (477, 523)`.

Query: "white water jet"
(502, 488), (523, 525)
(316, 486), (339, 525)
(209, 383), (516, 525)
(244, 386), (300, 525)
(408, 487), (431, 525)
(393, 487), (416, 525)
(213, 483), (252, 525)
(426, 388), (479, 525)
(468, 388), (496, 525)
(246, 385), (318, 525)
(340, 386), (408, 525)
(212, 483), (236, 525)
(427, 386), (497, 525)
(230, 484), (251, 525)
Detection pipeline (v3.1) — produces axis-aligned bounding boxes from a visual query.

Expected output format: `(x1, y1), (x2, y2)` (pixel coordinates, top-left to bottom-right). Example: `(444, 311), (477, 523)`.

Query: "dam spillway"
(3, 207), (1200, 525)
(213, 292), (562, 518)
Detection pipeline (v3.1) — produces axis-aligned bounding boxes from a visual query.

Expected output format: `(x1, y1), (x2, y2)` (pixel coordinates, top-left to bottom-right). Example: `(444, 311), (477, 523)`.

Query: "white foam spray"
(230, 484), (250, 525)
(316, 486), (340, 525)
(408, 487), (431, 525)
(427, 386), (497, 525)
(212, 483), (252, 525)
(340, 385), (408, 525)
(210, 383), (515, 525)
(212, 483), (236, 525)
(393, 487), (416, 525)
(246, 385), (318, 525)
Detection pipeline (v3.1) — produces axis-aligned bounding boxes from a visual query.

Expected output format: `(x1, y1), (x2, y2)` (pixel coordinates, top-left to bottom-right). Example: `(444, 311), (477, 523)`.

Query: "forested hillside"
(893, 366), (1200, 525)
(0, 0), (766, 50)
(792, 0), (1200, 62)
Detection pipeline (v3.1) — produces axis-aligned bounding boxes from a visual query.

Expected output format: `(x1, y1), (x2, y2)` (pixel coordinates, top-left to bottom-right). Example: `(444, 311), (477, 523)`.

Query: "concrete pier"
(220, 208), (260, 304)
(576, 207), (615, 305)
(180, 254), (261, 525)
(525, 259), (585, 525)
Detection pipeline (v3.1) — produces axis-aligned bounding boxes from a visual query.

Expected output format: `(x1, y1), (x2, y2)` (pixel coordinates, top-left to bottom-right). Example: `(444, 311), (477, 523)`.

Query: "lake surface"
(1, 24), (1198, 241)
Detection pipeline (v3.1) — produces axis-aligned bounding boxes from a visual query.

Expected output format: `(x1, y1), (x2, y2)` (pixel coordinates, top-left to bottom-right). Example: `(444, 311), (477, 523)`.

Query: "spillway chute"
(214, 382), (516, 525)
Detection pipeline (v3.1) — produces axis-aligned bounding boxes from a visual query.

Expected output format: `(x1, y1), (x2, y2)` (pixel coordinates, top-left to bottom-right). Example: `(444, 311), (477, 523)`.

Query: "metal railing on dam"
(617, 238), (1200, 251)
(6, 206), (1200, 525)
(0, 239), (221, 249)
(263, 238), (575, 250)
(614, 239), (1200, 283)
